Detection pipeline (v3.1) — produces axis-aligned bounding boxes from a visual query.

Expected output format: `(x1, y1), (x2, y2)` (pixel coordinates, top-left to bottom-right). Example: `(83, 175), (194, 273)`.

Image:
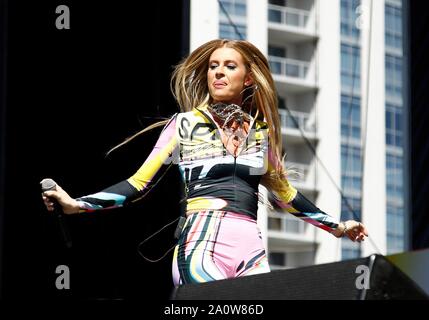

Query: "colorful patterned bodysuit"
(76, 104), (340, 285)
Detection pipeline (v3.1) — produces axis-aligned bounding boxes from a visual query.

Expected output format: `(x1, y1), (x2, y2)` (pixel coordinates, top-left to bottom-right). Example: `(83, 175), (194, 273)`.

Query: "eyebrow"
(209, 59), (239, 64)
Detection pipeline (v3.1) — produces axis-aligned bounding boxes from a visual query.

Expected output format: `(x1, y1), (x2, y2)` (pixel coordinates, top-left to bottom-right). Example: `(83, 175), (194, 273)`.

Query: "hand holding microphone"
(40, 178), (79, 248)
(41, 178), (80, 214)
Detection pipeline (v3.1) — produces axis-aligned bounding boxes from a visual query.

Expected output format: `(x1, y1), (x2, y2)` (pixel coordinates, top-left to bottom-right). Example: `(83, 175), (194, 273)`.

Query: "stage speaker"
(171, 254), (428, 300)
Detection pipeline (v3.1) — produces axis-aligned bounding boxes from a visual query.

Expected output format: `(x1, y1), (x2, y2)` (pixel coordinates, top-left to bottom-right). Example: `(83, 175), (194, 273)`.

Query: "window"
(219, 0), (246, 16)
(341, 145), (362, 193)
(386, 202), (404, 254)
(385, 1), (405, 257)
(269, 251), (314, 268)
(341, 145), (362, 175)
(341, 246), (361, 260)
(386, 154), (403, 200)
(341, 44), (361, 92)
(278, 96), (286, 110)
(268, 45), (286, 74)
(385, 5), (403, 49)
(269, 0), (287, 6)
(219, 0), (247, 39)
(386, 103), (403, 147)
(268, 217), (282, 231)
(341, 94), (361, 139)
(387, 234), (404, 254)
(385, 55), (402, 98)
(340, 0), (361, 39)
(269, 252), (286, 266)
(268, 45), (286, 57)
(219, 23), (247, 40)
(341, 196), (362, 221)
(387, 205), (404, 234)
(268, 0), (286, 24)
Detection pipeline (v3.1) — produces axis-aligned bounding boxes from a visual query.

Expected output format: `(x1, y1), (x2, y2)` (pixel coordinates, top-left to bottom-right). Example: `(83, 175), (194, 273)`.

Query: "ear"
(244, 73), (254, 87)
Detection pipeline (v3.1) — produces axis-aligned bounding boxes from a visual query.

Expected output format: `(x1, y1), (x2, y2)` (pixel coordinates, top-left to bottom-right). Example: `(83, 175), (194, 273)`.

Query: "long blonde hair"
(109, 39), (286, 181)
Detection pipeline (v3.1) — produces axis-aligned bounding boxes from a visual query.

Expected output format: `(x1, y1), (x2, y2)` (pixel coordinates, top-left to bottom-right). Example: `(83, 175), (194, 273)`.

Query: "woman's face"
(207, 47), (252, 105)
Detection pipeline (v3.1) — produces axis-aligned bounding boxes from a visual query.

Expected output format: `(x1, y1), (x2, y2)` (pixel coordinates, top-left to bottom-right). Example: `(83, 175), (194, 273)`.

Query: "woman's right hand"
(42, 184), (80, 214)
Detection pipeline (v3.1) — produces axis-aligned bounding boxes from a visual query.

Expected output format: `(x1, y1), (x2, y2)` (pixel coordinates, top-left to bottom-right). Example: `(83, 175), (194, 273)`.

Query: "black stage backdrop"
(410, 1), (429, 250)
(1, 0), (189, 300)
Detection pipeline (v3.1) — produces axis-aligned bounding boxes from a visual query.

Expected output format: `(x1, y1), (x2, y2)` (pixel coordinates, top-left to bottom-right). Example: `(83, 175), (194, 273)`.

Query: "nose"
(215, 67), (225, 79)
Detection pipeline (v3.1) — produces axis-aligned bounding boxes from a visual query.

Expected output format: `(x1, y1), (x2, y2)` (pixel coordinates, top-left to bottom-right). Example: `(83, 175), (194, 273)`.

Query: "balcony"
(269, 56), (317, 93)
(278, 109), (317, 143)
(279, 109), (315, 132)
(268, 250), (315, 270)
(284, 161), (317, 193)
(267, 211), (315, 246)
(269, 56), (310, 80)
(270, 56), (308, 79)
(268, 4), (317, 43)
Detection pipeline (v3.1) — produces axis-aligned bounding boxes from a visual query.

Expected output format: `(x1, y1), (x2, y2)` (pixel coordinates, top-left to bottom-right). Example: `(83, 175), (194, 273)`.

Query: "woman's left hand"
(342, 220), (369, 242)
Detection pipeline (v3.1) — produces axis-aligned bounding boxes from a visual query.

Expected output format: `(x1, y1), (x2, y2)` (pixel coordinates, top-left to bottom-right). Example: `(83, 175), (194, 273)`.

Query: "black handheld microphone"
(40, 178), (72, 248)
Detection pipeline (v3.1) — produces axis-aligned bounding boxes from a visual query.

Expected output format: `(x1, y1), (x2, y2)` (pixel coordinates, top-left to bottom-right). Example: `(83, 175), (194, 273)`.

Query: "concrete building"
(189, 0), (407, 268)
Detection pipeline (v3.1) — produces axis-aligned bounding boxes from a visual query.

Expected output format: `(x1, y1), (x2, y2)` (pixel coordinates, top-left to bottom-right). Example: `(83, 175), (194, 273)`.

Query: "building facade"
(189, 0), (407, 268)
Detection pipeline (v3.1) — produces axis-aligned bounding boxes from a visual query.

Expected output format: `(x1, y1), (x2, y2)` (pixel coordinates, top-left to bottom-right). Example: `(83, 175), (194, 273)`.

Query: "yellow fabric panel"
(275, 184), (298, 207)
(186, 197), (228, 211)
(127, 135), (178, 191)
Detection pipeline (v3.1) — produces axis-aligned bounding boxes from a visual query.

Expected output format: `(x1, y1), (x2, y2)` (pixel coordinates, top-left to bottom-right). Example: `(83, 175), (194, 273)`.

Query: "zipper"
(184, 167), (190, 195)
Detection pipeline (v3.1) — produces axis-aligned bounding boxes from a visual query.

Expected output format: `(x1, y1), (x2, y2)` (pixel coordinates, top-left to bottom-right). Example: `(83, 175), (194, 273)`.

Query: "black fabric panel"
(291, 191), (323, 214)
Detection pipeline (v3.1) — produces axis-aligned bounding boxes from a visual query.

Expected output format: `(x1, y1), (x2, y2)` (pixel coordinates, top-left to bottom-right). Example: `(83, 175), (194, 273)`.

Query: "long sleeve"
(76, 114), (179, 213)
(262, 146), (339, 234)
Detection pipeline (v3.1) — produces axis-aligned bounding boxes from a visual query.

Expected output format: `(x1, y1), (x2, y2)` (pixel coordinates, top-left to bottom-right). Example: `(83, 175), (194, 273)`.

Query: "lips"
(213, 81), (227, 89)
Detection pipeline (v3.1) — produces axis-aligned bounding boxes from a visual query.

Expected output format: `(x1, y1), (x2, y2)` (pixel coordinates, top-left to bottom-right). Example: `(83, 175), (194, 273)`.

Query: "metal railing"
(268, 211), (306, 234)
(268, 4), (310, 29)
(278, 109), (315, 132)
(285, 161), (310, 185)
(269, 56), (309, 79)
